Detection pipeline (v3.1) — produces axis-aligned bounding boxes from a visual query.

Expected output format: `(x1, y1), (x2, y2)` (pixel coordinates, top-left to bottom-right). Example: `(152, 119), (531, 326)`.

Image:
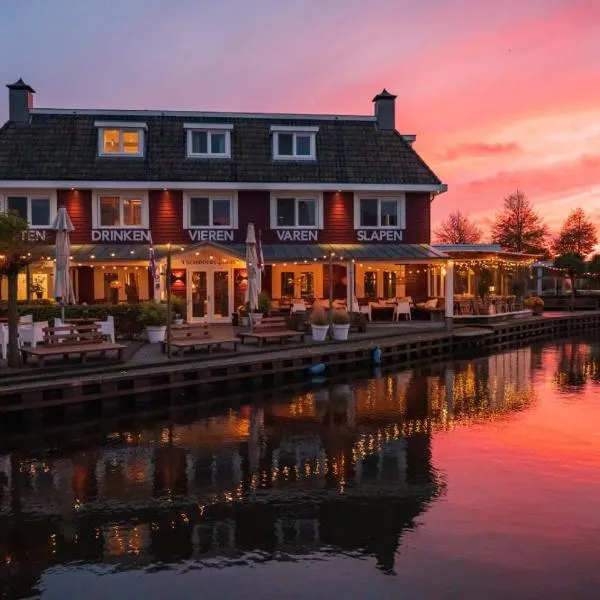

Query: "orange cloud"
(437, 142), (522, 162)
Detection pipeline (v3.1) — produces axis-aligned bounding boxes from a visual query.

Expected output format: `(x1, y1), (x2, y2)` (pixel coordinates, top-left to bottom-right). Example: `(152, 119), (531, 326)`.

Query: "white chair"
(19, 314), (33, 325)
(95, 315), (115, 343)
(0, 324), (8, 360)
(19, 320), (48, 347)
(359, 303), (372, 321)
(393, 301), (411, 321)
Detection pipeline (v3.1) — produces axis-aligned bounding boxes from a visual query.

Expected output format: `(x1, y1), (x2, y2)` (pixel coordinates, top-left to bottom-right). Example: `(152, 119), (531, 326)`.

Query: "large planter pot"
(241, 316), (250, 327)
(311, 324), (329, 342)
(252, 312), (263, 325)
(146, 325), (166, 343)
(332, 323), (350, 341)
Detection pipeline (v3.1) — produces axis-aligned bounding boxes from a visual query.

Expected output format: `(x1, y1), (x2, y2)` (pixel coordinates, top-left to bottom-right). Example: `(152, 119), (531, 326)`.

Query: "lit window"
(6, 195), (53, 227)
(355, 195), (405, 229)
(185, 194), (236, 228)
(185, 124), (232, 158)
(271, 195), (321, 228)
(96, 193), (146, 228)
(96, 121), (146, 157)
(271, 126), (318, 160)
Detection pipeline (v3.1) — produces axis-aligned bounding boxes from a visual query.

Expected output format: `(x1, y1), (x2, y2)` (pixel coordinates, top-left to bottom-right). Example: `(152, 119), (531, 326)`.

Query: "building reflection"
(552, 338), (600, 391)
(0, 348), (536, 596)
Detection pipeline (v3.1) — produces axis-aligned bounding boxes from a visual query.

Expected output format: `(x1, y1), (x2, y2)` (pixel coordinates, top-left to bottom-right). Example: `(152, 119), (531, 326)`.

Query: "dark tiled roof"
(0, 112), (441, 185)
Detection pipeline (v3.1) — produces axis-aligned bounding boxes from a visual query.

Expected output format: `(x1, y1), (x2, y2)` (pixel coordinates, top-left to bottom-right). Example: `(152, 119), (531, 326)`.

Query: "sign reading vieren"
(357, 230), (403, 242)
(187, 230), (234, 242)
(92, 229), (151, 242)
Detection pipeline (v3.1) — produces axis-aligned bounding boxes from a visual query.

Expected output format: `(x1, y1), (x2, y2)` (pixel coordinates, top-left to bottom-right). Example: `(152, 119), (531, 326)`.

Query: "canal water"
(1, 337), (599, 600)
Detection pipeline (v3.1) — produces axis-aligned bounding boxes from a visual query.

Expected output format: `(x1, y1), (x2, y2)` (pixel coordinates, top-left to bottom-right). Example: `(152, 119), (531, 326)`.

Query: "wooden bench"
(20, 325), (125, 367)
(238, 316), (306, 347)
(160, 322), (240, 357)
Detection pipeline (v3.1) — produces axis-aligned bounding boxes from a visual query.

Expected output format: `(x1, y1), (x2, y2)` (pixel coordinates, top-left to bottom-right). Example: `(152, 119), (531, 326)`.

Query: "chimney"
(372, 89), (397, 131)
(7, 78), (35, 123)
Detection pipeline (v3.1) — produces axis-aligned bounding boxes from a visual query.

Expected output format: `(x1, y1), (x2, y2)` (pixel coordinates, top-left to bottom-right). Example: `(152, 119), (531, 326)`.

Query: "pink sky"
(0, 0), (598, 235)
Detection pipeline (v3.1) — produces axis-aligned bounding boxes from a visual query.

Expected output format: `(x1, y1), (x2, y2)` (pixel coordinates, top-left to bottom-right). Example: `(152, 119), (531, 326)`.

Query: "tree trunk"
(7, 272), (20, 368)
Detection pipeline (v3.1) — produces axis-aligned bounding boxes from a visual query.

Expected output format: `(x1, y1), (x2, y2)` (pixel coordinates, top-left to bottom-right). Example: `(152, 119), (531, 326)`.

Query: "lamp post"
(166, 243), (172, 359)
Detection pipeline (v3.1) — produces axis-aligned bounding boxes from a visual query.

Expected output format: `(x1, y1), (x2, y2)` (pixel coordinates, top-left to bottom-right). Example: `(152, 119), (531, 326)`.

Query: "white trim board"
(0, 181), (447, 193)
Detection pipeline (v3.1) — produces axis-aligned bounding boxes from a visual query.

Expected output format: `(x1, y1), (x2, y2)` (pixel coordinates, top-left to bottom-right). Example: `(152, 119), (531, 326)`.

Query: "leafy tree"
(491, 190), (549, 254)
(552, 207), (597, 257)
(434, 210), (482, 244)
(554, 253), (585, 309)
(0, 212), (29, 367)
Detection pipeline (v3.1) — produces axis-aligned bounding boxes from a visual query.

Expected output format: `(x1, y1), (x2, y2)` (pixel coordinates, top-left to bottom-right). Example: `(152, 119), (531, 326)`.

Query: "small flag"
(258, 229), (265, 272)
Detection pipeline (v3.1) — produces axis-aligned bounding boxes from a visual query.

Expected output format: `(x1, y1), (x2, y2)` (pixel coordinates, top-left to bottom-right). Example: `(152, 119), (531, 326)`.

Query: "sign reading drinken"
(91, 229), (151, 242)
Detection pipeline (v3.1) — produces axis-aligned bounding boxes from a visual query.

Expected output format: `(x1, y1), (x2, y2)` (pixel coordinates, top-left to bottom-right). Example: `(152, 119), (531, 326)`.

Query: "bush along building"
(0, 79), (454, 322)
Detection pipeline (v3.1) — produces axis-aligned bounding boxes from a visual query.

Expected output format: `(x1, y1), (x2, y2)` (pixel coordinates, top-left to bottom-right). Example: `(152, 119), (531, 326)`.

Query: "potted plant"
(138, 301), (167, 343)
(310, 306), (329, 342)
(258, 291), (272, 317)
(237, 304), (250, 327)
(29, 276), (45, 300)
(523, 295), (544, 315)
(170, 294), (186, 325)
(331, 308), (350, 341)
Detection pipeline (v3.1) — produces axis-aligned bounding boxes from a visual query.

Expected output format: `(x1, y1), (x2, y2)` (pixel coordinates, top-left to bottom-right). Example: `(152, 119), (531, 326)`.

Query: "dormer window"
(184, 123), (232, 158)
(271, 125), (318, 160)
(95, 121), (146, 157)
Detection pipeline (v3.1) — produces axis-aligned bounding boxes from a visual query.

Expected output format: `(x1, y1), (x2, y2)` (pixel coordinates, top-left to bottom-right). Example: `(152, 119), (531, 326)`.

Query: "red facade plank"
(57, 189), (92, 244)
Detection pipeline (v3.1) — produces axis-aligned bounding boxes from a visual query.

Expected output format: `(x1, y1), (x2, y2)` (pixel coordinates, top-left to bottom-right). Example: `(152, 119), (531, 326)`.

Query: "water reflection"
(0, 346), (544, 597)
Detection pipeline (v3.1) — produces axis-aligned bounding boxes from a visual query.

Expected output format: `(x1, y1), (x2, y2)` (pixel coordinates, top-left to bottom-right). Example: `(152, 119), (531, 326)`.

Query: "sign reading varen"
(276, 230), (318, 242)
(357, 230), (403, 242)
(187, 230), (234, 242)
(92, 229), (151, 242)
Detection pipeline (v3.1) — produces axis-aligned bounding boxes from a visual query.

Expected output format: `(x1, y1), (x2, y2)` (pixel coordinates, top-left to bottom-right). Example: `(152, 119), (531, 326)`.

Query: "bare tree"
(553, 207), (598, 257)
(491, 190), (549, 254)
(434, 210), (483, 244)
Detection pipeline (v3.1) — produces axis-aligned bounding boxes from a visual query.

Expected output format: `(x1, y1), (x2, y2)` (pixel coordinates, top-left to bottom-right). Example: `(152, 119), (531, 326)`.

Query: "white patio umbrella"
(245, 223), (259, 330)
(52, 206), (76, 320)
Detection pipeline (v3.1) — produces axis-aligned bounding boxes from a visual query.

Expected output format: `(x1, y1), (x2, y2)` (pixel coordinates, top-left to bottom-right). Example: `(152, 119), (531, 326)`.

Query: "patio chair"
(95, 315), (116, 343)
(19, 320), (48, 347)
(393, 301), (411, 321)
(19, 314), (33, 325)
(290, 303), (307, 314)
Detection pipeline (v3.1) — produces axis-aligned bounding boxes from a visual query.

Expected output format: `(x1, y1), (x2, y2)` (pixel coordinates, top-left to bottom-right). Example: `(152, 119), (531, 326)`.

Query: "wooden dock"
(1, 311), (598, 422)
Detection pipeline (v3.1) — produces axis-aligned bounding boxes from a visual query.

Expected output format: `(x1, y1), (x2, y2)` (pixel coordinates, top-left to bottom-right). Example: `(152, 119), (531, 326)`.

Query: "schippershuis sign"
(92, 229), (151, 242)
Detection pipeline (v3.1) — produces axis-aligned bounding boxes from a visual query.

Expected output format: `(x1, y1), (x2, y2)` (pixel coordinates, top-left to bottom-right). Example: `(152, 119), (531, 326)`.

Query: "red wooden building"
(0, 79), (451, 322)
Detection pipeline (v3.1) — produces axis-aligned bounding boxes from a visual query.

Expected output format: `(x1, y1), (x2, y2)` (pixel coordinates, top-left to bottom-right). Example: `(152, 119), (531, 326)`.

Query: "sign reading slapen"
(276, 230), (318, 242)
(92, 229), (151, 242)
(357, 230), (403, 242)
(21, 230), (48, 242)
(187, 230), (234, 242)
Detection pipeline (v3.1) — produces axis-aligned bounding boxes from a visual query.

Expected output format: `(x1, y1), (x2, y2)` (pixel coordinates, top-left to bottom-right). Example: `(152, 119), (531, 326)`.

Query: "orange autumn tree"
(434, 210), (482, 244)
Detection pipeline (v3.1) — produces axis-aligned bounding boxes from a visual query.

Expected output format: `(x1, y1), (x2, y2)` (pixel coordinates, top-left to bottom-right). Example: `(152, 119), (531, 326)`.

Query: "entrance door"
(188, 269), (231, 323)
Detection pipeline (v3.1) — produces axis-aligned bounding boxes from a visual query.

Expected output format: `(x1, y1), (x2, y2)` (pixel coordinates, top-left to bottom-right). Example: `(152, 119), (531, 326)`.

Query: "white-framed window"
(270, 125), (318, 160)
(95, 121), (146, 157)
(1, 191), (57, 228)
(93, 191), (148, 228)
(183, 192), (238, 229)
(353, 194), (406, 229)
(269, 193), (323, 229)
(184, 123), (233, 158)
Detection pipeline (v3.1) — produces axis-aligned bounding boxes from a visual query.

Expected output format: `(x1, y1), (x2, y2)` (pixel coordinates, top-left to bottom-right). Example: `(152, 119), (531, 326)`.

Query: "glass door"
(188, 269), (232, 322)
(213, 271), (230, 319)
(191, 271), (208, 319)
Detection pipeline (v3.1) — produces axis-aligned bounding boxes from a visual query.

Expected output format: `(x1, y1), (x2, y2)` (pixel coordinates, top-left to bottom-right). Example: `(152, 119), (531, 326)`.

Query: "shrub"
(310, 306), (328, 326)
(169, 294), (187, 318)
(258, 291), (272, 315)
(137, 302), (168, 327)
(523, 296), (544, 309)
(331, 308), (350, 325)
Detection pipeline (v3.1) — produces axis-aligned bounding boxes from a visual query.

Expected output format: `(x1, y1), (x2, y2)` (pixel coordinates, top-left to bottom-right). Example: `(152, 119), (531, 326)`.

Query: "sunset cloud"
(437, 142), (522, 162)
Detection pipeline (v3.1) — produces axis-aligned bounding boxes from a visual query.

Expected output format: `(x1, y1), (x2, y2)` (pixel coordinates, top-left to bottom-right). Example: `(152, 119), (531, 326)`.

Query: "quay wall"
(1, 312), (599, 422)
